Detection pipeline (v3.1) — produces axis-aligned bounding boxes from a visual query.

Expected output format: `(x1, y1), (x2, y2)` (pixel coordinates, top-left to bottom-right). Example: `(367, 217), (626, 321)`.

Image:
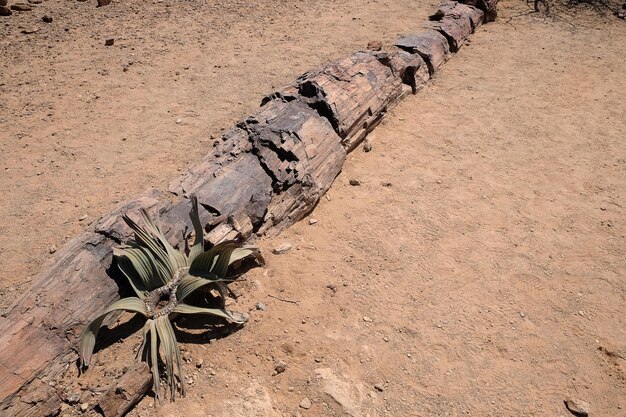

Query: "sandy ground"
(0, 0), (437, 304)
(2, 0), (626, 416)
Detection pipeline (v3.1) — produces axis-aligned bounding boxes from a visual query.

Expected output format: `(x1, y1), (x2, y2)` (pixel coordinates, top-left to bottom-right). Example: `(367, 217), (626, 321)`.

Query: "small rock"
(349, 179), (361, 186)
(363, 316), (372, 323)
(383, 336), (390, 342)
(274, 361), (287, 374)
(309, 218), (318, 225)
(0, 6), (11, 16)
(519, 311), (526, 318)
(65, 392), (80, 405)
(362, 140), (372, 152)
(11, 3), (33, 11)
(374, 383), (384, 392)
(299, 397), (312, 410)
(79, 214), (88, 221)
(182, 352), (192, 363)
(564, 396), (591, 416)
(49, 245), (57, 254)
(97, 0), (111, 6)
(42, 15), (52, 22)
(255, 302), (267, 311)
(176, 118), (182, 124)
(367, 40), (383, 51)
(21, 26), (39, 34)
(272, 242), (293, 254)
(79, 403), (89, 413)
(104, 38), (114, 46)
(381, 182), (392, 187)
(195, 358), (204, 368)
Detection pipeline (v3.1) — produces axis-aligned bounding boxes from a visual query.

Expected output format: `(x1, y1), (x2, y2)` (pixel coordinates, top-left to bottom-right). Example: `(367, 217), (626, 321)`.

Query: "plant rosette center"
(145, 267), (188, 318)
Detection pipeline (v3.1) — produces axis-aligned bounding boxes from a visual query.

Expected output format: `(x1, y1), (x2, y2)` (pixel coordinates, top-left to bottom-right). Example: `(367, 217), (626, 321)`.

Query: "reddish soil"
(1, 0), (625, 416)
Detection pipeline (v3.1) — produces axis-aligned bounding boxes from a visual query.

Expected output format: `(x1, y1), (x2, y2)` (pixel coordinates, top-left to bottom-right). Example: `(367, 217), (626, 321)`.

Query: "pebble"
(299, 397), (312, 410)
(564, 396), (591, 416)
(176, 118), (182, 124)
(255, 302), (267, 311)
(309, 218), (318, 225)
(362, 140), (373, 152)
(519, 311), (526, 318)
(11, 3), (33, 11)
(65, 392), (80, 404)
(21, 26), (39, 34)
(349, 179), (361, 186)
(49, 245), (57, 254)
(274, 361), (287, 374)
(79, 403), (89, 413)
(0, 6), (11, 16)
(195, 358), (203, 368)
(42, 14), (52, 22)
(374, 383), (384, 392)
(363, 316), (372, 323)
(97, 0), (111, 6)
(104, 38), (114, 46)
(272, 242), (293, 254)
(79, 214), (88, 221)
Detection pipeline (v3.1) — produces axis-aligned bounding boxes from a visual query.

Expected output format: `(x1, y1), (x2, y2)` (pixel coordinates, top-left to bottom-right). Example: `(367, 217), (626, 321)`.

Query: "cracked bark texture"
(394, 30), (453, 76)
(427, 1), (484, 52)
(263, 51), (404, 152)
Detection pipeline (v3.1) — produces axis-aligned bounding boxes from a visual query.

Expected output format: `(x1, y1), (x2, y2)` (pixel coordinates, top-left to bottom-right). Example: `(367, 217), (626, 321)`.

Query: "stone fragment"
(272, 242), (293, 254)
(299, 397), (312, 409)
(11, 3), (33, 11)
(565, 397), (591, 416)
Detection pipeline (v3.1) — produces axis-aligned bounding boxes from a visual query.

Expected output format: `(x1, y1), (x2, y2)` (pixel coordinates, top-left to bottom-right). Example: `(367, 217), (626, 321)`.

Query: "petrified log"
(394, 30), (452, 76)
(370, 50), (431, 94)
(97, 363), (151, 417)
(263, 51), (403, 152)
(427, 1), (483, 52)
(0, 92), (346, 417)
(0, 2), (495, 414)
(431, 1), (485, 30)
(459, 0), (497, 22)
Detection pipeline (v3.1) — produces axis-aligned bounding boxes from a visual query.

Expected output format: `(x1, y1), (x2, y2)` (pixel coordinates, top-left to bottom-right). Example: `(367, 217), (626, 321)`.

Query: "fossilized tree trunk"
(0, 1), (496, 414)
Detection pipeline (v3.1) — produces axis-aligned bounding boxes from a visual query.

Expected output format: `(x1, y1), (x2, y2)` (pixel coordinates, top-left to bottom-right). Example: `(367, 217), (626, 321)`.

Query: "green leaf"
(138, 209), (188, 272)
(116, 245), (168, 290)
(155, 316), (185, 399)
(148, 319), (161, 403)
(135, 320), (151, 363)
(176, 275), (222, 303)
(188, 241), (237, 277)
(173, 303), (248, 324)
(123, 213), (186, 283)
(187, 195), (205, 265)
(79, 297), (147, 368)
